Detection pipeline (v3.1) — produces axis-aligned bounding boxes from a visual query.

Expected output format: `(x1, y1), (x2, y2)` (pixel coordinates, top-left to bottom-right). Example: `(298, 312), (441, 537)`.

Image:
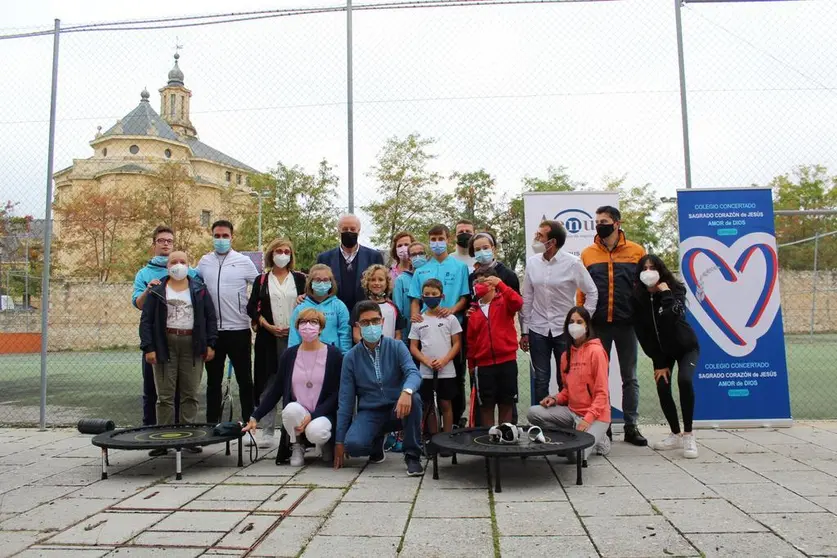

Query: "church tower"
(159, 53), (197, 138)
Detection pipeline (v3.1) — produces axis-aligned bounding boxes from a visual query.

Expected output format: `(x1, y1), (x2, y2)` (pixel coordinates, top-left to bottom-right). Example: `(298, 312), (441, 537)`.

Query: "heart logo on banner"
(679, 232), (781, 357)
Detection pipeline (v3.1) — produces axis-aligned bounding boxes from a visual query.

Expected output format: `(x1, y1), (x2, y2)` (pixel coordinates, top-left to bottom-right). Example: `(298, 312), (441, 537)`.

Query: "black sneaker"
(368, 435), (386, 464)
(405, 455), (424, 476)
(624, 425), (648, 447)
(148, 448), (168, 457)
(186, 446), (203, 454)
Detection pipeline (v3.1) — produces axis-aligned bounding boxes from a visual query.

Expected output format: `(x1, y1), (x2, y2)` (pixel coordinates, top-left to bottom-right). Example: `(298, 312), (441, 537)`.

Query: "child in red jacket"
(467, 268), (523, 427)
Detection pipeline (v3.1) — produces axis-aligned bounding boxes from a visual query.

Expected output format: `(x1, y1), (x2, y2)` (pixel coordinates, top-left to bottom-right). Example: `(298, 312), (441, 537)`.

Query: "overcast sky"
(2, 0), (835, 247)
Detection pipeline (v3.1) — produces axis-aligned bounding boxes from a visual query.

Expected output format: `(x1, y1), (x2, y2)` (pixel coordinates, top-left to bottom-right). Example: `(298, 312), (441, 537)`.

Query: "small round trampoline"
(92, 423), (244, 480)
(431, 427), (596, 491)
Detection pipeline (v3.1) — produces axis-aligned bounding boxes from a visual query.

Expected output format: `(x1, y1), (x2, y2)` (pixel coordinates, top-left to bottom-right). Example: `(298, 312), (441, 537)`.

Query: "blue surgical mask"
(474, 249), (494, 265)
(150, 255), (168, 267)
(411, 255), (427, 269)
(214, 238), (231, 254)
(423, 296), (442, 309)
(312, 280), (332, 297)
(361, 323), (383, 344)
(429, 241), (448, 256)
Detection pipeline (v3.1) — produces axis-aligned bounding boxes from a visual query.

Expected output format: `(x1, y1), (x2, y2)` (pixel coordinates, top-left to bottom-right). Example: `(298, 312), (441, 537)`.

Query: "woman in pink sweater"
(527, 306), (612, 461)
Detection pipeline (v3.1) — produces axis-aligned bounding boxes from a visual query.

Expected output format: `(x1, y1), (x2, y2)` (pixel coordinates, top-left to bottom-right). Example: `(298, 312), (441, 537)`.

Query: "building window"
(129, 144), (139, 155)
(170, 94), (176, 117)
(164, 149), (172, 159)
(236, 174), (242, 185)
(225, 171), (231, 182)
(201, 210), (211, 228)
(102, 148), (108, 157)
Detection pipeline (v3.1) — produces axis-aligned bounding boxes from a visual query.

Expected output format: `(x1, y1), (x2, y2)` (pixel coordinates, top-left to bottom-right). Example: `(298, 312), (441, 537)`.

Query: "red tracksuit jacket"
(466, 280), (523, 368)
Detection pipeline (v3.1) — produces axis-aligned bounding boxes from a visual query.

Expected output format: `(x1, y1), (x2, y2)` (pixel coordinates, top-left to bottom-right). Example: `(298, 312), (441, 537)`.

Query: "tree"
(656, 202), (680, 271)
(363, 134), (450, 246)
(605, 176), (661, 253)
(769, 165), (837, 270)
(450, 169), (497, 230)
(53, 186), (143, 281)
(238, 159), (340, 270)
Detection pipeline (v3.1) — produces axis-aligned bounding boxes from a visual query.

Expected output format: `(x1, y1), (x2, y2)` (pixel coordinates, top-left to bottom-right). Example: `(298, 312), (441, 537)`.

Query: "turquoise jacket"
(132, 259), (199, 309)
(288, 295), (352, 354)
(392, 270), (414, 343)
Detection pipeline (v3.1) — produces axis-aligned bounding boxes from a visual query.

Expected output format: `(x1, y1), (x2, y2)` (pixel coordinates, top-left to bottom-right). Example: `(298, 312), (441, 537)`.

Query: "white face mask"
(532, 241), (547, 254)
(567, 323), (587, 340)
(168, 263), (188, 281)
(273, 253), (291, 268)
(640, 269), (660, 287)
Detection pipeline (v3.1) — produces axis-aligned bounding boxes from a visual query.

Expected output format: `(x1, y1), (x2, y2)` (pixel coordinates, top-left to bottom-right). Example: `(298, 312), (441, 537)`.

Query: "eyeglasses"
(298, 319), (320, 327)
(410, 252), (426, 258)
(358, 318), (383, 327)
(274, 249), (291, 255)
(155, 238), (174, 245)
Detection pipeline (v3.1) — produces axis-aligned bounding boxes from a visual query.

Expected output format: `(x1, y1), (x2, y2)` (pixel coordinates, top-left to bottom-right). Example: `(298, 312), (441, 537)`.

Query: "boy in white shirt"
(409, 278), (462, 439)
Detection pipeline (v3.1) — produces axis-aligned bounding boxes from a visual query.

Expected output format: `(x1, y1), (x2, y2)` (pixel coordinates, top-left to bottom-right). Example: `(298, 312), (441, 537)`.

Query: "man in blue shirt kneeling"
(334, 301), (424, 476)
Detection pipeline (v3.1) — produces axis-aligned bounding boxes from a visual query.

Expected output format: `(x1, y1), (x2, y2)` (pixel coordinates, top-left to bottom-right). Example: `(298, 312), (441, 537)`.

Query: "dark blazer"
(139, 277), (218, 363)
(246, 270), (308, 399)
(252, 344), (344, 425)
(316, 245), (384, 308)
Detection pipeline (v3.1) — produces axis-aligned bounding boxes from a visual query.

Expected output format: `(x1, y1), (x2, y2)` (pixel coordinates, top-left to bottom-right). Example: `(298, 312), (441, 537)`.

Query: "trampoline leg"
(451, 453), (457, 465)
(226, 440), (231, 456)
(176, 449), (182, 481)
(237, 436), (244, 467)
(576, 450), (583, 485)
(433, 452), (439, 480)
(493, 457), (502, 493)
(101, 448), (108, 480)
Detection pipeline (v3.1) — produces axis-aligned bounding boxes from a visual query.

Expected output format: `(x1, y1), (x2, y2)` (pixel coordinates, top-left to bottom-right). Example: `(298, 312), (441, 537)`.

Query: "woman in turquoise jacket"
(392, 241), (426, 345)
(288, 264), (352, 354)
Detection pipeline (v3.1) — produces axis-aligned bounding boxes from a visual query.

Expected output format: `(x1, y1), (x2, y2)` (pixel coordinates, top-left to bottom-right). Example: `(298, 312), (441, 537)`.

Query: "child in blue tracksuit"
(288, 264), (352, 354)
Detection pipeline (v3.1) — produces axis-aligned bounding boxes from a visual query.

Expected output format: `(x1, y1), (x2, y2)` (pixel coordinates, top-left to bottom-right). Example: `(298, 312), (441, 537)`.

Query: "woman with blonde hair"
(246, 238), (307, 448)
(288, 263), (352, 354)
(351, 263), (406, 343)
(244, 308), (344, 466)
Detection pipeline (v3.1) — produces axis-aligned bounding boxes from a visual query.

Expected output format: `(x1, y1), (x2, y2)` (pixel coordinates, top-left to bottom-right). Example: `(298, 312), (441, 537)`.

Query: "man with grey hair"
(316, 214), (384, 312)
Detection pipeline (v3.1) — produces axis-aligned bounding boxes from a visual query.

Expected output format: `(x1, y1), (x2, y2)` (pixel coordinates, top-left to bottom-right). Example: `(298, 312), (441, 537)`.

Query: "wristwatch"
(402, 388), (414, 395)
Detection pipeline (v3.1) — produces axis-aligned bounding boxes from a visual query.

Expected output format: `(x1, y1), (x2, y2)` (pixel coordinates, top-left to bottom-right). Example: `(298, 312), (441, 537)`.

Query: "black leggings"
(656, 350), (698, 434)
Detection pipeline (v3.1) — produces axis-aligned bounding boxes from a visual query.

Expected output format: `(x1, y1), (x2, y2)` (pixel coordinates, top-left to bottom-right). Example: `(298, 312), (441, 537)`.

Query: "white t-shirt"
(268, 272), (298, 328)
(479, 300), (491, 318)
(166, 285), (194, 329)
(408, 314), (463, 379)
(379, 301), (397, 339)
(451, 251), (475, 274)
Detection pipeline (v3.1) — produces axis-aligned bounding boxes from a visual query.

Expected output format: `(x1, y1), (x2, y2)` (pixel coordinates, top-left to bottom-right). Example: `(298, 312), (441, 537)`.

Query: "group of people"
(134, 206), (701, 473)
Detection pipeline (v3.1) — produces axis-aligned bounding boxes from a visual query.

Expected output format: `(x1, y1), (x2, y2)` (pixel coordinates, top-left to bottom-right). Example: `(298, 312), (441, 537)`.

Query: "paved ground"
(1, 423), (837, 557)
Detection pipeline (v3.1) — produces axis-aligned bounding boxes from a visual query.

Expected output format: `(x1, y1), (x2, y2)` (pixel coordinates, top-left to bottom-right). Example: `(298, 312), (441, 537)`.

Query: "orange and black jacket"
(578, 231), (646, 325)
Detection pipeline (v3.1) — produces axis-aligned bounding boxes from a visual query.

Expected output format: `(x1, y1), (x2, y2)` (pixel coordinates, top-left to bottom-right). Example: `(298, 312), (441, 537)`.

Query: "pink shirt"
(389, 263), (402, 282)
(291, 346), (328, 413)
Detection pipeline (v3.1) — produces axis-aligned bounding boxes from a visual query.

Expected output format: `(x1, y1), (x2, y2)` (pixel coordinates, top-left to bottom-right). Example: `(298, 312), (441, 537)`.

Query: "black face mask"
(341, 231), (359, 248)
(456, 232), (473, 248)
(596, 223), (616, 239)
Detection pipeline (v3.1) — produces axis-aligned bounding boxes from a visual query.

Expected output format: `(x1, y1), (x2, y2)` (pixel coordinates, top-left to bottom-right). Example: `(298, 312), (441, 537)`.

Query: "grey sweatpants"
(527, 404), (610, 460)
(153, 333), (203, 425)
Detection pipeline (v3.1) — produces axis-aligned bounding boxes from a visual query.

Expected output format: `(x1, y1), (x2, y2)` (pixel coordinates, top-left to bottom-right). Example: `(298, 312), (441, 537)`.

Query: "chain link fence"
(0, 0), (836, 427)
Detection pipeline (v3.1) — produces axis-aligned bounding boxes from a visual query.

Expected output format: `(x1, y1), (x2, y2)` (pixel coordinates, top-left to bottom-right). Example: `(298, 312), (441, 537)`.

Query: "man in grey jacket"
(198, 220), (258, 424)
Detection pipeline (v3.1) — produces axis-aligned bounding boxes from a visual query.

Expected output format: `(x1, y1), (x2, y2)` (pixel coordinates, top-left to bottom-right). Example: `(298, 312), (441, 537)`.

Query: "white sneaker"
(595, 435), (611, 456)
(290, 443), (305, 467)
(682, 434), (699, 459)
(653, 433), (682, 451)
(258, 432), (278, 449)
(244, 432), (258, 447)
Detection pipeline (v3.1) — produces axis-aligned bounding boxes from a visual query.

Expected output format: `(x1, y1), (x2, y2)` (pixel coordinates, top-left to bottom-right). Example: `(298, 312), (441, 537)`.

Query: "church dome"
(168, 53), (184, 86)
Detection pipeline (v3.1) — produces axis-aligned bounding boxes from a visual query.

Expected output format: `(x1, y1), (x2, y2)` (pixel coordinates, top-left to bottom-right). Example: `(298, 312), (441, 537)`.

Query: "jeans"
(527, 404), (610, 460)
(344, 394), (423, 459)
(657, 349), (699, 434)
(529, 330), (567, 403)
(205, 329), (255, 423)
(596, 322), (639, 426)
(153, 334), (203, 425)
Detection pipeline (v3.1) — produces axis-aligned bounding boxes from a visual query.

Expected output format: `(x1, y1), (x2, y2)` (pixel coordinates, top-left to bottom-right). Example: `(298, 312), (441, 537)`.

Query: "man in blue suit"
(317, 214), (384, 313)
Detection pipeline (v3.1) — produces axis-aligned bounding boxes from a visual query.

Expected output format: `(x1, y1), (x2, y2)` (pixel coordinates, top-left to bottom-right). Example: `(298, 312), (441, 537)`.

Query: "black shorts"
(474, 360), (518, 406)
(420, 377), (458, 404)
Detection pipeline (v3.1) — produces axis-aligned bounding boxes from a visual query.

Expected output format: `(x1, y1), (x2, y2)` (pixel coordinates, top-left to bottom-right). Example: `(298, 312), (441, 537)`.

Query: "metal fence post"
(39, 19), (61, 431)
(810, 231), (819, 338)
(674, 0), (692, 189)
(346, 0), (355, 213)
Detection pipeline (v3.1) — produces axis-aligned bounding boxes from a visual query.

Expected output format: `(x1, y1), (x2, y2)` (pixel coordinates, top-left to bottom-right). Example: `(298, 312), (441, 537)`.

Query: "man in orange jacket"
(579, 206), (647, 446)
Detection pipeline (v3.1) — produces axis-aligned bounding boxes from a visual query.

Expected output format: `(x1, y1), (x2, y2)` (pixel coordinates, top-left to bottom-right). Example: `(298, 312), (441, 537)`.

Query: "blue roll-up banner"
(677, 187), (792, 426)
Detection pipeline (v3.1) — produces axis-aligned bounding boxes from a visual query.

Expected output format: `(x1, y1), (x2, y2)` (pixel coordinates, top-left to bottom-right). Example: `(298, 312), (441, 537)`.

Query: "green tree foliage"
(605, 176), (660, 250)
(239, 160), (339, 270)
(450, 169), (497, 230)
(769, 165), (837, 270)
(363, 134), (451, 246)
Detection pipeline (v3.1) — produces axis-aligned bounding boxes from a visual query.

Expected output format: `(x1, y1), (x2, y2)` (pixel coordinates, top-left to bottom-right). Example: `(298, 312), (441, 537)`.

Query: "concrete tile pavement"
(0, 422), (835, 557)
